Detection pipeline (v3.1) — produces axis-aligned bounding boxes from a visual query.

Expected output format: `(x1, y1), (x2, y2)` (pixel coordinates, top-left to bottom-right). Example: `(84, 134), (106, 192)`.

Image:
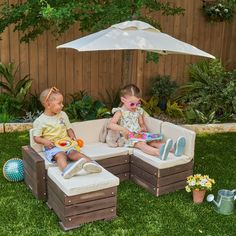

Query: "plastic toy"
(55, 138), (80, 151)
(3, 158), (24, 182)
(128, 132), (163, 142)
(77, 138), (84, 147)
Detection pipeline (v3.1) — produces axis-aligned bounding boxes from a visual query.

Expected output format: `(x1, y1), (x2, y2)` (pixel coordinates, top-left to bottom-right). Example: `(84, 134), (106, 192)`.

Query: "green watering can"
(207, 189), (236, 215)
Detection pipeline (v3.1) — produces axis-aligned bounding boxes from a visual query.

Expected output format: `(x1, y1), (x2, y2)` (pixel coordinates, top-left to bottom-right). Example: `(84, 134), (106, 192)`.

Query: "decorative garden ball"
(3, 158), (24, 182)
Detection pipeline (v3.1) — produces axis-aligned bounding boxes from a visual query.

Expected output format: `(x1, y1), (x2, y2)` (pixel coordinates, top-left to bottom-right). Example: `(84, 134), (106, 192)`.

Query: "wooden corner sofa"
(22, 116), (196, 231)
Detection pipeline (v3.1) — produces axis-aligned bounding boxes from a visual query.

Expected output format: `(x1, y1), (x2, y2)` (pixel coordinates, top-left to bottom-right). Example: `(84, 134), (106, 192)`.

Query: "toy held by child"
(55, 138), (80, 152)
(128, 132), (163, 142)
(107, 84), (186, 160)
(33, 87), (102, 179)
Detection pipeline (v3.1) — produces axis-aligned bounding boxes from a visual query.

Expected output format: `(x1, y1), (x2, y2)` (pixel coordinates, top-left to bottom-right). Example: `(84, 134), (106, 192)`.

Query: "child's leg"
(135, 139), (173, 160)
(148, 140), (163, 149)
(134, 141), (160, 156)
(67, 150), (91, 162)
(149, 140), (175, 153)
(54, 151), (86, 179)
(67, 150), (102, 173)
(54, 152), (68, 171)
(150, 137), (186, 156)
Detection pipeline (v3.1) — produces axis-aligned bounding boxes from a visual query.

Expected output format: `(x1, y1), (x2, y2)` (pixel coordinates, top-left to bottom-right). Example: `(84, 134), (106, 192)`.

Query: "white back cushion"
(144, 116), (163, 134)
(30, 129), (43, 152)
(72, 118), (109, 144)
(30, 118), (109, 150)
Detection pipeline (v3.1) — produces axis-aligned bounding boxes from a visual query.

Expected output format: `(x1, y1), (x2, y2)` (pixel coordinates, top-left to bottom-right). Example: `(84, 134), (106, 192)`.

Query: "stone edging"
(1, 123), (33, 133)
(1, 122), (236, 134)
(182, 123), (236, 134)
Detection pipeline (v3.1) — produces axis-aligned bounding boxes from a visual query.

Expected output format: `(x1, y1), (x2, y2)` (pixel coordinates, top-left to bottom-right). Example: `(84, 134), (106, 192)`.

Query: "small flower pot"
(193, 189), (206, 204)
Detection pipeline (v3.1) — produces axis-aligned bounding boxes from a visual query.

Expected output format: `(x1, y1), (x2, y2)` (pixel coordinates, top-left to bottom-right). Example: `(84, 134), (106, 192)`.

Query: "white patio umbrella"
(57, 20), (215, 59)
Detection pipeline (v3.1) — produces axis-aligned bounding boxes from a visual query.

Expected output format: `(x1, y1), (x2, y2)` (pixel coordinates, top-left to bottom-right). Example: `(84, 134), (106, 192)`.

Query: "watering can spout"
(212, 199), (221, 208)
(206, 194), (221, 207)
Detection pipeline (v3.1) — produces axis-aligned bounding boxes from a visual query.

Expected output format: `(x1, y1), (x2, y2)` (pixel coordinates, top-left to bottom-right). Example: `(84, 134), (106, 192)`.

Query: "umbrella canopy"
(57, 20), (215, 59)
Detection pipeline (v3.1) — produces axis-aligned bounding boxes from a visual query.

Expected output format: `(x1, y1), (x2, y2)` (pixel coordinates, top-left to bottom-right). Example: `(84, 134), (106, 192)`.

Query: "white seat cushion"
(36, 142), (130, 169)
(47, 166), (119, 196)
(133, 149), (193, 169)
(80, 142), (131, 161)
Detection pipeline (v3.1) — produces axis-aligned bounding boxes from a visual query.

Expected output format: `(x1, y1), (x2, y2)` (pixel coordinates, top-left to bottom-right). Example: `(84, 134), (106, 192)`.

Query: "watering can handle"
(232, 189), (236, 200)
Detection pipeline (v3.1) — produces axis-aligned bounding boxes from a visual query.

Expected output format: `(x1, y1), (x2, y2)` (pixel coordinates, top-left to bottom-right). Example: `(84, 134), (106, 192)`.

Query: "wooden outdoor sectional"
(22, 117), (196, 231)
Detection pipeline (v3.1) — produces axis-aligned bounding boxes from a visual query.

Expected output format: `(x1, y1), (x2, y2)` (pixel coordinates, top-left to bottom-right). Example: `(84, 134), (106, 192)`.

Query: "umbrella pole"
(136, 51), (144, 91)
(122, 51), (132, 86)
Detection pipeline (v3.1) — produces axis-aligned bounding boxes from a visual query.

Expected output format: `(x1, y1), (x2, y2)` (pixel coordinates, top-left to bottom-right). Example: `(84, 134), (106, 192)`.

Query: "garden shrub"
(65, 91), (111, 121)
(149, 75), (178, 111)
(165, 100), (184, 119)
(141, 96), (161, 117)
(179, 59), (236, 123)
(99, 88), (121, 111)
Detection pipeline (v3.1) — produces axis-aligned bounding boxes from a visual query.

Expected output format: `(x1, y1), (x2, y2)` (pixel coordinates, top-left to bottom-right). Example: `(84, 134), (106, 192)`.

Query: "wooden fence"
(0, 0), (236, 102)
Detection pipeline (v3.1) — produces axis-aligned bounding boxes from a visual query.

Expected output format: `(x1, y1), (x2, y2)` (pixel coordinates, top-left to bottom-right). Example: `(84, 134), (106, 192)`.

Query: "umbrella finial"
(131, 14), (138, 20)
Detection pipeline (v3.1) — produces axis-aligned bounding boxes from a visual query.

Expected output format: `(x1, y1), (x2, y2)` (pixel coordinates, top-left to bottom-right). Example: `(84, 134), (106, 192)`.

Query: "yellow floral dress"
(112, 107), (148, 147)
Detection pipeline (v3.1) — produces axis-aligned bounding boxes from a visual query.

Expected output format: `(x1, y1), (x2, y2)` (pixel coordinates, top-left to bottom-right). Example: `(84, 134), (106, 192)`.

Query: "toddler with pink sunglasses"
(107, 84), (186, 160)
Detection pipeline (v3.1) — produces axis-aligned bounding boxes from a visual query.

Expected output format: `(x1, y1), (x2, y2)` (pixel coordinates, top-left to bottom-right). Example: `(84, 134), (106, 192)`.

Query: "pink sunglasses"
(128, 101), (141, 107)
(121, 97), (141, 107)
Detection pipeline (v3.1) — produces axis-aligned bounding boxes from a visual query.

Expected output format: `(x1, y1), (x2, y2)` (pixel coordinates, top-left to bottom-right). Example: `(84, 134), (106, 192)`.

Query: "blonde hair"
(40, 87), (61, 106)
(120, 84), (141, 97)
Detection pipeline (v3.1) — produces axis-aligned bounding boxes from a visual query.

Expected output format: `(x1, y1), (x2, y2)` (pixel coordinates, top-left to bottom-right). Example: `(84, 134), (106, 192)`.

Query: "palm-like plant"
(0, 62), (32, 116)
(0, 62), (32, 101)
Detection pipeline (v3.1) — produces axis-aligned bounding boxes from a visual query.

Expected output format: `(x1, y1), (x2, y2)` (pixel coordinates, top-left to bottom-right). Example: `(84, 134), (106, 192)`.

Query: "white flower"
(189, 180), (196, 186)
(218, 4), (223, 8)
(224, 9), (228, 13)
(200, 179), (208, 186)
(215, 9), (220, 12)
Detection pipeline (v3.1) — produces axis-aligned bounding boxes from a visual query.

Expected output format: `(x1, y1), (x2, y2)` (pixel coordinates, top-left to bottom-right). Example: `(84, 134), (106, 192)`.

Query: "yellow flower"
(185, 173), (215, 192)
(185, 186), (191, 192)
(205, 182), (212, 189)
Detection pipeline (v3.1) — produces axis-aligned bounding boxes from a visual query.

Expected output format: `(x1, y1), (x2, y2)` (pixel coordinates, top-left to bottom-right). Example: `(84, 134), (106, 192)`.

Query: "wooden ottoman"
(47, 167), (119, 231)
(130, 149), (193, 196)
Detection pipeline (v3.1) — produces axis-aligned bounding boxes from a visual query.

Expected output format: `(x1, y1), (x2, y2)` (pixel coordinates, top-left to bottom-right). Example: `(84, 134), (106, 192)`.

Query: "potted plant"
(185, 174), (215, 203)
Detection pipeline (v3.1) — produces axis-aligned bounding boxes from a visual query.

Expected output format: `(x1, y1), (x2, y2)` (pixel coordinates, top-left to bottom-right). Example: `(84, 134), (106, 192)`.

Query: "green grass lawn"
(0, 132), (236, 236)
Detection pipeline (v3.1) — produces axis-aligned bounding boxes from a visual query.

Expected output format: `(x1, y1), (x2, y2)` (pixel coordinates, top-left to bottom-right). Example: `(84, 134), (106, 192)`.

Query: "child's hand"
(43, 140), (55, 149)
(121, 128), (130, 139)
(140, 125), (147, 132)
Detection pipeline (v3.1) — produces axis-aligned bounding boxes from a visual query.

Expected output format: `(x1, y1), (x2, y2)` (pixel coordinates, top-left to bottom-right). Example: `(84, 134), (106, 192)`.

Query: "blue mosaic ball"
(3, 158), (24, 182)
